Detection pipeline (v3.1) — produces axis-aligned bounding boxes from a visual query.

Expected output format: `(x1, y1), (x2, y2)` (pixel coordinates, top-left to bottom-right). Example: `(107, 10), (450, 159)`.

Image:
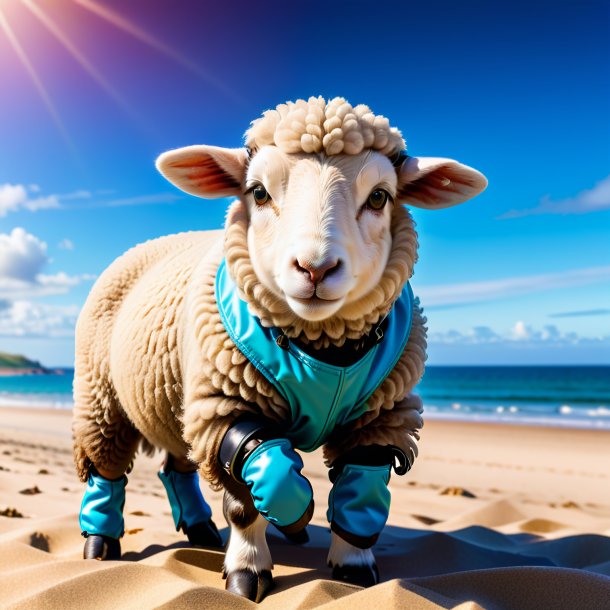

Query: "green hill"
(0, 351), (43, 370)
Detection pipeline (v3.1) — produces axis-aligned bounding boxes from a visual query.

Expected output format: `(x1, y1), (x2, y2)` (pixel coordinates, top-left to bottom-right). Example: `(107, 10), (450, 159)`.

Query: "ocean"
(0, 366), (608, 430)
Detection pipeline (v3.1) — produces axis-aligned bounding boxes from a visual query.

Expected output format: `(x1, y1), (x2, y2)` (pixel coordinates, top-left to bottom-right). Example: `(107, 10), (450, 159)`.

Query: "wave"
(0, 394), (73, 410)
(423, 401), (610, 430)
(419, 391), (610, 404)
(423, 410), (610, 430)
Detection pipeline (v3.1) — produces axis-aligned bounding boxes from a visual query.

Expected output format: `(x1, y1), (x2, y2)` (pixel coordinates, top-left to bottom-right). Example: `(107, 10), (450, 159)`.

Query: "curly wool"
(245, 96), (406, 158)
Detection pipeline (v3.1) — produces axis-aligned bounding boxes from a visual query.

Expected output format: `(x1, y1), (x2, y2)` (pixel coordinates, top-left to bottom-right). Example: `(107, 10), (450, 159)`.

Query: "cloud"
(0, 228), (93, 298)
(429, 322), (609, 347)
(549, 308), (610, 318)
(0, 183), (182, 214)
(58, 238), (74, 251)
(102, 192), (182, 207)
(0, 184), (59, 216)
(57, 189), (92, 201)
(418, 265), (610, 308)
(429, 326), (501, 345)
(0, 228), (48, 281)
(0, 184), (98, 216)
(0, 300), (79, 338)
(500, 175), (610, 219)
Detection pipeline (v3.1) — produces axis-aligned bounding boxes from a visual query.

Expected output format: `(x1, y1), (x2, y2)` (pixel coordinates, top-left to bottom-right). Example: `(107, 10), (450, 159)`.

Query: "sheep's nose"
(294, 257), (341, 284)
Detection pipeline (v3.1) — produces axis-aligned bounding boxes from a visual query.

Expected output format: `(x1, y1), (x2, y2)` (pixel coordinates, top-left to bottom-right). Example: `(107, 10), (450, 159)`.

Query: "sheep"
(72, 96), (487, 601)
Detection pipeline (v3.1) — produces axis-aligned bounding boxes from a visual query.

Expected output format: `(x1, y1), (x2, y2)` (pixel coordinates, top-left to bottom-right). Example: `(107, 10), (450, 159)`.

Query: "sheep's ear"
(396, 156), (487, 209)
(156, 145), (246, 198)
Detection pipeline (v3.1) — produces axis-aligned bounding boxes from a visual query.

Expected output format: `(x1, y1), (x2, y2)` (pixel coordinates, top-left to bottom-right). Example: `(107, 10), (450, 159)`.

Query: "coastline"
(0, 406), (609, 608)
(0, 369), (48, 377)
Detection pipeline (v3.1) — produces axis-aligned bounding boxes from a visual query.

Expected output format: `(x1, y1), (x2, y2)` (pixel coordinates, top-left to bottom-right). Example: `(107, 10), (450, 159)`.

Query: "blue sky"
(0, 0), (608, 366)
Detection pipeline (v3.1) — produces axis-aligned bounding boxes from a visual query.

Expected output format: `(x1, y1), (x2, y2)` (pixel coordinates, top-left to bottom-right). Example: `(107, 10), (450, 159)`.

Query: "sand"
(0, 406), (609, 609)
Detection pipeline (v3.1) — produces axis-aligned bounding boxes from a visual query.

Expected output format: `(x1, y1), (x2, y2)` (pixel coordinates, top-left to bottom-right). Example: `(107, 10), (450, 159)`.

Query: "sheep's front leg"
(223, 480), (273, 603)
(217, 416), (314, 602)
(328, 532), (379, 586)
(326, 445), (411, 587)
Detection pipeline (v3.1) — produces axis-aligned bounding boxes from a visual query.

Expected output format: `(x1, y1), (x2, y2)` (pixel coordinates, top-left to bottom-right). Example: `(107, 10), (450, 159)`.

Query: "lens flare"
(73, 0), (242, 104)
(0, 5), (75, 152)
(21, 0), (154, 137)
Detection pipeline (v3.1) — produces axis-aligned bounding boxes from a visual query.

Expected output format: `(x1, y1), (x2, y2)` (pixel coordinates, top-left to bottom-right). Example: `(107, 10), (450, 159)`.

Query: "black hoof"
(277, 526), (309, 545)
(184, 519), (223, 547)
(83, 535), (121, 560)
(331, 563), (379, 587)
(225, 568), (274, 603)
(274, 499), (313, 545)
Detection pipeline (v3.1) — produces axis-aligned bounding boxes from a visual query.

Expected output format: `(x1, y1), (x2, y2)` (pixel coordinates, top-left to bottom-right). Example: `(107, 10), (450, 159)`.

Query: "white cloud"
(0, 184), (97, 216)
(0, 228), (93, 298)
(550, 308), (610, 318)
(429, 322), (609, 347)
(0, 300), (79, 338)
(0, 182), (183, 214)
(57, 190), (91, 201)
(418, 265), (610, 308)
(0, 184), (60, 216)
(500, 175), (610, 219)
(58, 238), (74, 251)
(511, 320), (530, 340)
(103, 192), (182, 207)
(0, 228), (48, 281)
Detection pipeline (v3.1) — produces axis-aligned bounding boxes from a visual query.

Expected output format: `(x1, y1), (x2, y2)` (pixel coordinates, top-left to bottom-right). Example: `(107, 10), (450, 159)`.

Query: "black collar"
(276, 316), (389, 368)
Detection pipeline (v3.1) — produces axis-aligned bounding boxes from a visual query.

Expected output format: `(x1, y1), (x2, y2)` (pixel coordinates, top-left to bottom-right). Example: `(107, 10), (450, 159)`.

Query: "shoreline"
(1, 401), (609, 431)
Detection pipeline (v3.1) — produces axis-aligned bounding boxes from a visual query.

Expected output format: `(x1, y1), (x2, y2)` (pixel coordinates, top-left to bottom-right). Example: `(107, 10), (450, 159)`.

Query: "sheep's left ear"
(156, 145), (247, 199)
(396, 156), (487, 209)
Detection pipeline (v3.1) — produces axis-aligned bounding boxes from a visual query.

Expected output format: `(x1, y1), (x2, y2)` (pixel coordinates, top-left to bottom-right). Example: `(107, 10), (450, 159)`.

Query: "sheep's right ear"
(396, 156), (487, 209)
(156, 145), (247, 199)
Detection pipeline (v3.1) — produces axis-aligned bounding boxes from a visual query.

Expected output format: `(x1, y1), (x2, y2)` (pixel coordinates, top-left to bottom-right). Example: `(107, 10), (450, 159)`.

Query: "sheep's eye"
(252, 184), (270, 205)
(366, 189), (389, 211)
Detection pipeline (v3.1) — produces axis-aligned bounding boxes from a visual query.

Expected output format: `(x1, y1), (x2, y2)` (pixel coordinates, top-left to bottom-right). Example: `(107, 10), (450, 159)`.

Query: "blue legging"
(79, 471), (126, 539)
(327, 463), (391, 548)
(241, 439), (313, 527)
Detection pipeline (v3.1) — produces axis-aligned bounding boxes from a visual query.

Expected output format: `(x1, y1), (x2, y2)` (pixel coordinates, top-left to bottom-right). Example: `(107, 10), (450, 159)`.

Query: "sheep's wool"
(245, 96), (406, 157)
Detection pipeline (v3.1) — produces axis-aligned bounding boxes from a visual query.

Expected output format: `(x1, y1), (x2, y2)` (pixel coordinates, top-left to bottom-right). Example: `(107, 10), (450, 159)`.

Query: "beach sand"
(0, 406), (609, 609)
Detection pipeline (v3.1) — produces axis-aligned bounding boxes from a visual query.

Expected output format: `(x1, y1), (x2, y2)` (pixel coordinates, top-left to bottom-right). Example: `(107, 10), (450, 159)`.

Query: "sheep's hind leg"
(73, 407), (140, 561)
(223, 479), (274, 603)
(327, 532), (379, 587)
(157, 453), (222, 547)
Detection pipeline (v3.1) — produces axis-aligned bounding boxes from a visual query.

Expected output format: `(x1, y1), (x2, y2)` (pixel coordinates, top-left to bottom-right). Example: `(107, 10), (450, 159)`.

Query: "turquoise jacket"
(215, 259), (413, 452)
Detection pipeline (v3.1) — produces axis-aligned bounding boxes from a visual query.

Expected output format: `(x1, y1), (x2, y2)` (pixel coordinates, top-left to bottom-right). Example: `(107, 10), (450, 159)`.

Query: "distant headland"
(0, 352), (60, 376)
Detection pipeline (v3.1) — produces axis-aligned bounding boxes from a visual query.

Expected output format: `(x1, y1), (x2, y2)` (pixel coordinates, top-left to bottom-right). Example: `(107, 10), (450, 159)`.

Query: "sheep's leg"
(222, 478), (274, 603)
(327, 532), (379, 587)
(73, 398), (140, 561)
(325, 456), (394, 587)
(157, 452), (222, 547)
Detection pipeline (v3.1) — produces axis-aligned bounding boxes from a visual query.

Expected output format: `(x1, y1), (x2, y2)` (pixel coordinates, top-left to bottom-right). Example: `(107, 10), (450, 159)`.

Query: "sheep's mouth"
(284, 293), (346, 321)
(288, 295), (343, 306)
(287, 293), (343, 307)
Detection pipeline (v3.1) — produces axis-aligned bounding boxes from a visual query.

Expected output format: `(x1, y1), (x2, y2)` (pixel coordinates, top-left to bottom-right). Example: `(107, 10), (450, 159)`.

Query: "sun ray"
(72, 0), (243, 105)
(0, 6), (75, 152)
(21, 0), (155, 137)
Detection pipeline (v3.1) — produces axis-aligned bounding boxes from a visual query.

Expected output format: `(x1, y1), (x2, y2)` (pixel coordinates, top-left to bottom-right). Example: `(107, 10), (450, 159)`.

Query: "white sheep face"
(244, 146), (396, 321)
